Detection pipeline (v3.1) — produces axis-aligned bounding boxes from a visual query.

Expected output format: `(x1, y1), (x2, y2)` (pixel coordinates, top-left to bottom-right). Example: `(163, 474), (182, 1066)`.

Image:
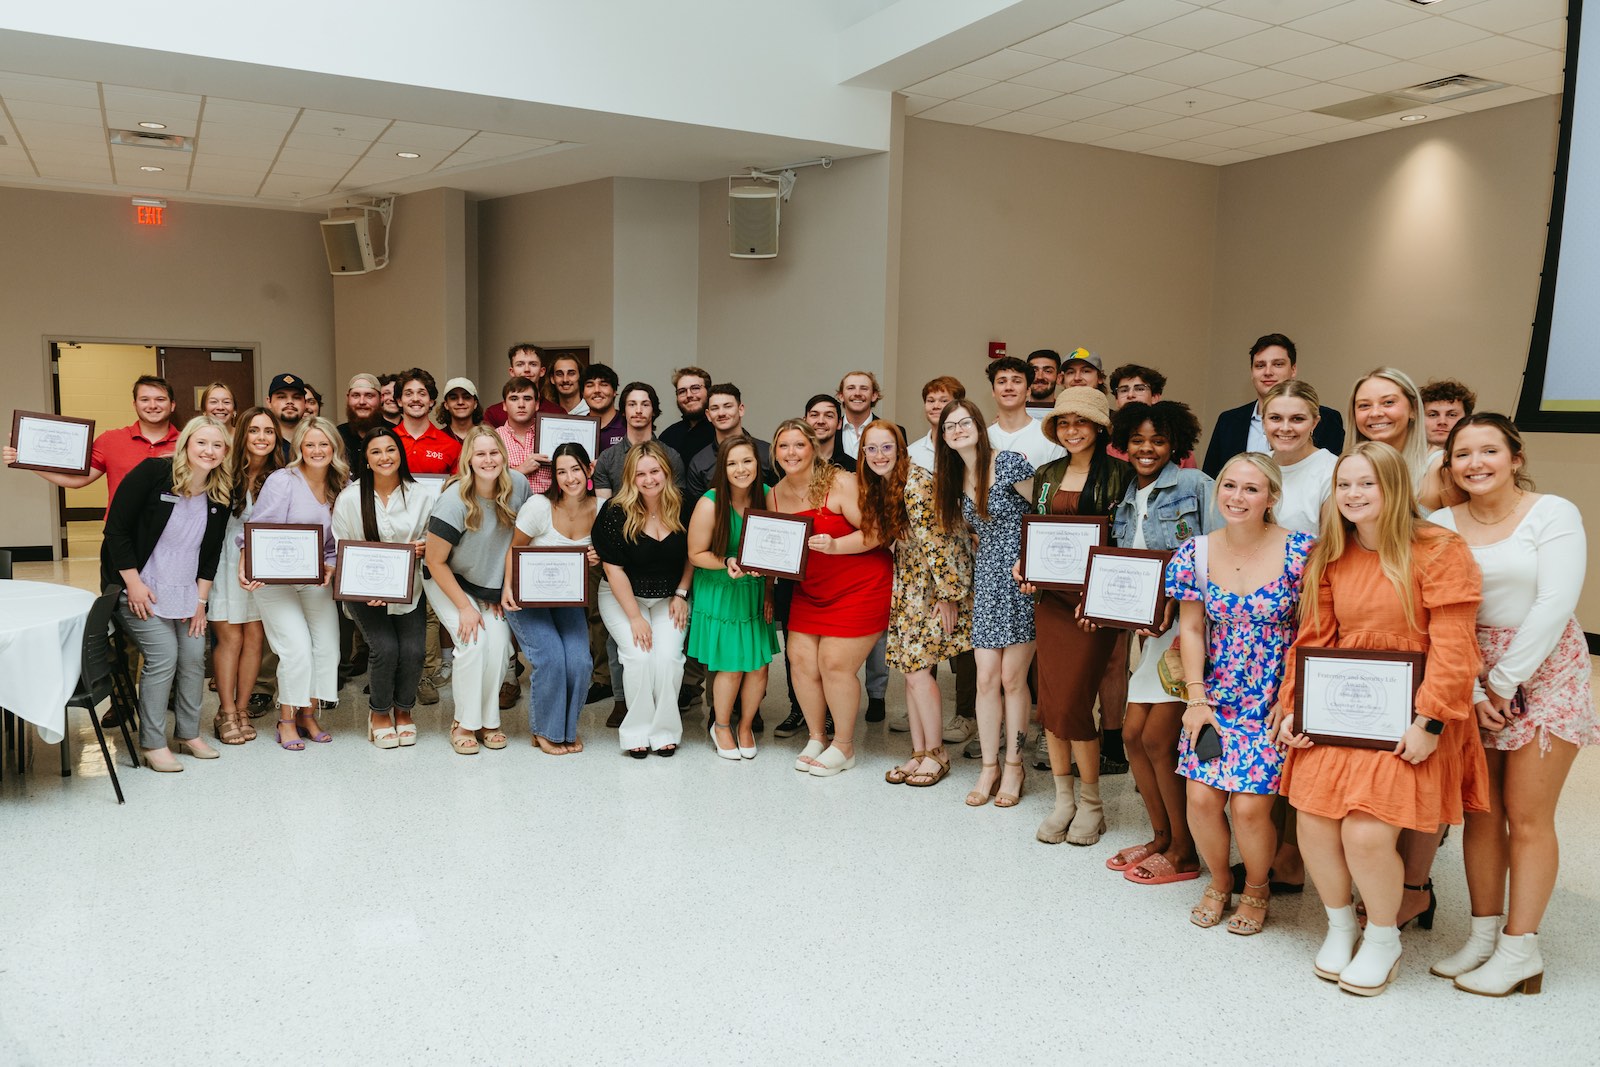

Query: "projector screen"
(1518, 2), (1600, 431)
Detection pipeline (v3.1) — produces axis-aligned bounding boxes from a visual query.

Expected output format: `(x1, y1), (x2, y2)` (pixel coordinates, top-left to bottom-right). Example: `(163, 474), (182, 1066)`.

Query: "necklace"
(1467, 489), (1523, 526)
(1223, 527), (1275, 571)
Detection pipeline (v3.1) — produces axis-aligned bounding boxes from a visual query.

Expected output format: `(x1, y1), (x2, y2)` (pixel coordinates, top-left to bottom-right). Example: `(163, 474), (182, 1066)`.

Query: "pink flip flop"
(1123, 853), (1200, 885)
(1106, 843), (1156, 872)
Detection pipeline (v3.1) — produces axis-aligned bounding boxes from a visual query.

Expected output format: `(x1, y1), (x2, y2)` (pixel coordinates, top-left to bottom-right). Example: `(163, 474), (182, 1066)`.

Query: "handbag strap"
(1196, 534), (1209, 606)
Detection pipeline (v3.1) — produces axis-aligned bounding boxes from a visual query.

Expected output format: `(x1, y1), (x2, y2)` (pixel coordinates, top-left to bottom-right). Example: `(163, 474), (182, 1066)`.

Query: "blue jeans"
(506, 605), (591, 743)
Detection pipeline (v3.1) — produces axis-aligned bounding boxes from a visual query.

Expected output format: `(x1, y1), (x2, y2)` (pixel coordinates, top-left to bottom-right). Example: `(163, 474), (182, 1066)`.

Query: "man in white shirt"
(804, 394), (856, 473)
(1027, 350), (1060, 403)
(837, 370), (884, 460)
(908, 374), (965, 472)
(986, 357), (1066, 468)
(550, 353), (589, 415)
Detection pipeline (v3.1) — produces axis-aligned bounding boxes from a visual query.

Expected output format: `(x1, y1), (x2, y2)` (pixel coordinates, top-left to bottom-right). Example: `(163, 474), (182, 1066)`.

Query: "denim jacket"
(1110, 462), (1219, 550)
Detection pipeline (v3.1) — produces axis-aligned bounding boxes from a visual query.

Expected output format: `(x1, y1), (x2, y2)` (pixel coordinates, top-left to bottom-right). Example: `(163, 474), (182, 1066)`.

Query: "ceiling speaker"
(729, 184), (779, 259)
(320, 202), (391, 275)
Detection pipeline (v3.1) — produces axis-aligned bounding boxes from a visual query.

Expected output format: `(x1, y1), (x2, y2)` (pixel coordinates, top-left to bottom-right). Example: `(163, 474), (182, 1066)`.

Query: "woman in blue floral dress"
(1168, 453), (1314, 936)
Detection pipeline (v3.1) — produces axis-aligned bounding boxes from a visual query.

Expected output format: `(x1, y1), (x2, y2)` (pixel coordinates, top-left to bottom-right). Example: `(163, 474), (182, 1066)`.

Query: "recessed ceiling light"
(1409, 0), (1444, 5)
(1400, 113), (1427, 121)
(397, 151), (420, 159)
(138, 121), (167, 130)
(139, 165), (164, 171)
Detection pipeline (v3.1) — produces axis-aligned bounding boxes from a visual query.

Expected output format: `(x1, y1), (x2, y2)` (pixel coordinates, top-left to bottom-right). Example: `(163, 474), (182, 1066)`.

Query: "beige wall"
(56, 343), (160, 514)
(0, 186), (332, 551)
(612, 178), (700, 394)
(895, 118), (1220, 432)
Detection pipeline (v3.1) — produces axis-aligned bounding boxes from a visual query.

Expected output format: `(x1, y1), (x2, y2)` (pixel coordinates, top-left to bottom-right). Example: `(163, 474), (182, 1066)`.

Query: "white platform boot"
(1314, 904), (1361, 982)
(1455, 931), (1544, 996)
(1430, 914), (1501, 978)
(1339, 923), (1402, 996)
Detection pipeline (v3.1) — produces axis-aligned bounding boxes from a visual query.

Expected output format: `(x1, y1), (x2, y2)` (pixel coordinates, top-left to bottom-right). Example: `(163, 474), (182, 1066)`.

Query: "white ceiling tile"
(1366, 104), (1462, 127)
(1192, 147), (1262, 164)
(1013, 23), (1122, 59)
(953, 49), (1056, 81)
(900, 93), (940, 115)
(1137, 7), (1270, 48)
(1311, 119), (1390, 141)
(1194, 125), (1284, 147)
(1508, 19), (1566, 50)
(1090, 105), (1175, 130)
(1020, 95), (1124, 121)
(1079, 0), (1198, 35)
(190, 158), (270, 175)
(282, 132), (377, 155)
(1415, 35), (1547, 73)
(1284, 0), (1425, 41)
(1208, 25), (1333, 64)
(294, 110), (390, 139)
(1077, 73), (1187, 103)
(104, 110), (198, 137)
(1137, 50), (1255, 85)
(1355, 17), (1489, 60)
(1070, 36), (1192, 73)
(958, 82), (1062, 110)
(0, 154), (39, 176)
(100, 86), (200, 114)
(916, 100), (1009, 125)
(17, 127), (104, 147)
(199, 100), (300, 129)
(32, 158), (111, 179)
(1200, 67), (1312, 98)
(1013, 60), (1123, 92)
(1141, 87), (1247, 115)
(1445, 0), (1567, 35)
(1143, 139), (1220, 159)
(0, 74), (98, 107)
(902, 71), (994, 99)
(272, 158), (353, 178)
(1091, 130), (1175, 151)
(1474, 51), (1567, 87)
(196, 140), (282, 161)
(1245, 133), (1324, 155)
(977, 111), (1072, 135)
(1036, 120), (1126, 143)
(451, 132), (555, 156)
(1524, 75), (1565, 94)
(378, 121), (475, 151)
(1201, 99), (1297, 124)
(1141, 115), (1234, 138)
(1439, 83), (1546, 112)
(1251, 110), (1351, 134)
(1210, 0), (1348, 24)
(6, 101), (103, 126)
(1332, 59), (1455, 92)
(1260, 81), (1367, 109)
(1271, 43), (1393, 79)
(188, 174), (264, 194)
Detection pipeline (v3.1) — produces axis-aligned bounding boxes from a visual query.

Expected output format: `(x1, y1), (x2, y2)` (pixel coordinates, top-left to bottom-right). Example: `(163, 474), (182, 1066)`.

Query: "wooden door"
(159, 346), (257, 423)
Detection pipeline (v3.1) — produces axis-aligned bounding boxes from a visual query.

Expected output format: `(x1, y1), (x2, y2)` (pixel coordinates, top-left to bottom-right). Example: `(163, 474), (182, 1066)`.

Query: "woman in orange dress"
(1275, 441), (1484, 997)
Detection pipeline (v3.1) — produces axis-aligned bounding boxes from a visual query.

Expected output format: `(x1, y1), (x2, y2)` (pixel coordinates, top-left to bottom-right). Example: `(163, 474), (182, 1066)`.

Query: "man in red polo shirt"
(395, 368), (461, 475)
(6, 374), (179, 512)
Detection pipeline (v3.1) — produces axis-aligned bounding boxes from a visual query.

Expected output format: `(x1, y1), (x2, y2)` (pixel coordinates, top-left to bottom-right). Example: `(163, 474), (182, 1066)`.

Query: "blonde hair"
(1349, 367), (1428, 490)
(1262, 379), (1321, 419)
(611, 440), (685, 542)
(1214, 451), (1282, 524)
(455, 425), (517, 532)
(170, 415), (234, 505)
(289, 417), (350, 501)
(1302, 442), (1427, 632)
(771, 418), (838, 508)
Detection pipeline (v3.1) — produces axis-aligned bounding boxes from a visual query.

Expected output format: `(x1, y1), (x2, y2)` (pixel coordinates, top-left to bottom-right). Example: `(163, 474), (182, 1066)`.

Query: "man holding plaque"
(7, 374), (177, 512)
(497, 376), (553, 494)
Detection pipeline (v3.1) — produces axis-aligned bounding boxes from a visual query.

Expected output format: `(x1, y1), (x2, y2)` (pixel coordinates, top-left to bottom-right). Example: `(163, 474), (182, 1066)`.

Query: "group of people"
(6, 336), (1592, 1002)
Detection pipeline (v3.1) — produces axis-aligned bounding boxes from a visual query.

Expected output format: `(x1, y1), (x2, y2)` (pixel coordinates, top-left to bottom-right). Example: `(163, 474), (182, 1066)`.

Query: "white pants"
(597, 584), (685, 751)
(424, 577), (511, 732)
(253, 582), (340, 708)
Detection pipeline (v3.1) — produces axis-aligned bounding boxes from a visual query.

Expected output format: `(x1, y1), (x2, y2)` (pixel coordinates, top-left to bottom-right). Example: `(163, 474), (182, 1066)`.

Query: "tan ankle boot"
(1066, 780), (1106, 845)
(1036, 775), (1076, 843)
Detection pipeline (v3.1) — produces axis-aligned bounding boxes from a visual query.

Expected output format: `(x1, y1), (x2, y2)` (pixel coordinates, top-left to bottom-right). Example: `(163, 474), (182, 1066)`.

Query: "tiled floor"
(1, 566), (1595, 1065)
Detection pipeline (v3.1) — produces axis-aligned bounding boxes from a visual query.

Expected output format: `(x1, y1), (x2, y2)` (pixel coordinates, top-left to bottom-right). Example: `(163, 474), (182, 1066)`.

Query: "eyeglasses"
(862, 443), (896, 457)
(943, 417), (976, 435)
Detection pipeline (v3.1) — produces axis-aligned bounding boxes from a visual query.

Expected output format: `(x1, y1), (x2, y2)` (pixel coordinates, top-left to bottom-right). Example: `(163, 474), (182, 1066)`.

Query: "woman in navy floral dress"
(1168, 453), (1313, 935)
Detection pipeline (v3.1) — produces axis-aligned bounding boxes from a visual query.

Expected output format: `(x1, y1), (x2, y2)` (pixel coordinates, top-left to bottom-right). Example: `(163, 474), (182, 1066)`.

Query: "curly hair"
(857, 421), (909, 544)
(1110, 400), (1201, 461)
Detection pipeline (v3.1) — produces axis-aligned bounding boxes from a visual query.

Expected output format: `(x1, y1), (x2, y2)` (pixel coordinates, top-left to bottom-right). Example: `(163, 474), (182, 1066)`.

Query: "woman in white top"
(332, 426), (435, 750)
(502, 443), (598, 754)
(1428, 414), (1597, 996)
(1263, 381), (1337, 536)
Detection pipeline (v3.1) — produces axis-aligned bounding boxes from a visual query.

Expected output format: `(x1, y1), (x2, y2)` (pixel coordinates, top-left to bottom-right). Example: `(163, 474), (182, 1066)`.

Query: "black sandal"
(627, 747), (649, 759)
(655, 744), (677, 757)
(1231, 861), (1304, 895)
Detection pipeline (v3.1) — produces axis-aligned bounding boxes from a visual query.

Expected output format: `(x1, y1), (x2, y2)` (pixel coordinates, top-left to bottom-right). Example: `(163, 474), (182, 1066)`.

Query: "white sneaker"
(943, 715), (976, 743)
(887, 708), (910, 732)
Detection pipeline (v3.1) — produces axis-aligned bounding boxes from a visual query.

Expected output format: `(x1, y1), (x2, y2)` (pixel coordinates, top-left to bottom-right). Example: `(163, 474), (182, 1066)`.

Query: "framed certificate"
(512, 546), (590, 608)
(737, 509), (813, 581)
(332, 540), (417, 604)
(9, 410), (94, 475)
(411, 473), (451, 495)
(1081, 547), (1172, 629)
(535, 413), (600, 462)
(1025, 403), (1055, 423)
(243, 523), (326, 584)
(1295, 647), (1426, 749)
(1019, 515), (1108, 591)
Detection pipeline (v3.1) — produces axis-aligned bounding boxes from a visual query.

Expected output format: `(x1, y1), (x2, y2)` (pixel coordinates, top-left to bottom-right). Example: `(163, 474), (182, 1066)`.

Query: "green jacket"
(1030, 453), (1133, 519)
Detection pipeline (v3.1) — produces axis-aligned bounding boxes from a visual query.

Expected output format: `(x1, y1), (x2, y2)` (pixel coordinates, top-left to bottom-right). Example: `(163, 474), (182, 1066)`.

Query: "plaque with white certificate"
(535, 413), (600, 464)
(9, 410), (94, 475)
(332, 540), (417, 604)
(512, 547), (590, 608)
(1019, 515), (1107, 591)
(1081, 547), (1172, 629)
(411, 473), (450, 494)
(737, 510), (813, 581)
(1295, 647), (1426, 749)
(243, 523), (325, 584)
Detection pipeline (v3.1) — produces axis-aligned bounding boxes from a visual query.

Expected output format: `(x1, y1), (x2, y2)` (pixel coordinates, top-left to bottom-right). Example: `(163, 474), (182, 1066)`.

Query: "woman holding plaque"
(769, 419), (891, 777)
(1171, 454), (1314, 933)
(933, 400), (1036, 807)
(1016, 387), (1131, 842)
(503, 443), (598, 755)
(1275, 441), (1483, 996)
(332, 426), (433, 750)
(425, 426), (532, 755)
(1105, 400), (1216, 884)
(687, 436), (779, 761)
(242, 416), (348, 751)
(207, 407), (282, 745)
(1428, 415), (1595, 996)
(593, 441), (694, 758)
(102, 416), (233, 772)
(870, 421), (971, 788)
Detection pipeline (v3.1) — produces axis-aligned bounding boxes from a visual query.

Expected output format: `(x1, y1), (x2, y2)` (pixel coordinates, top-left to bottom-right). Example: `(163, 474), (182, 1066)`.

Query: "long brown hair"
(771, 418), (837, 508)
(707, 435), (766, 557)
(229, 406), (283, 516)
(1440, 412), (1535, 492)
(934, 398), (990, 531)
(857, 421), (909, 544)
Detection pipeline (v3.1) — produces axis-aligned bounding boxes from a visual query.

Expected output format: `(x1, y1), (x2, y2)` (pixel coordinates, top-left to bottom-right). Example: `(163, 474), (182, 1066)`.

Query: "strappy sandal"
(478, 729), (508, 750)
(295, 712), (332, 743)
(906, 748), (950, 788)
(886, 750), (927, 784)
(275, 717), (306, 752)
(1227, 883), (1270, 936)
(1190, 884), (1232, 928)
(238, 714), (257, 742)
(213, 710), (247, 746)
(395, 718), (417, 747)
(966, 761), (1000, 806)
(368, 714), (400, 750)
(994, 759), (1025, 808)
(450, 724), (480, 755)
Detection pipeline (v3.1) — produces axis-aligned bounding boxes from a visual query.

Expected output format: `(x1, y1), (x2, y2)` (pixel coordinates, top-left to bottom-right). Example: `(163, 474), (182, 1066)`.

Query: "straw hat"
(1042, 386), (1111, 440)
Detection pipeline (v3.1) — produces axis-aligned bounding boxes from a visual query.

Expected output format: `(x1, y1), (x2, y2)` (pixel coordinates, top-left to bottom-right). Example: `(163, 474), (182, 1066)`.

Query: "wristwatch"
(1419, 716), (1445, 735)
(674, 588), (690, 600)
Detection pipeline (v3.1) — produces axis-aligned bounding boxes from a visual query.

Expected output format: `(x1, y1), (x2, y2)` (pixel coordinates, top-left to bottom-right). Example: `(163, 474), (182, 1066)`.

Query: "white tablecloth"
(0, 579), (95, 745)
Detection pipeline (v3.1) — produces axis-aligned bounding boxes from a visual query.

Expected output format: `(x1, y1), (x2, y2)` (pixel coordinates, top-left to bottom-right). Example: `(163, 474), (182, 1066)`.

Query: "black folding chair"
(54, 588), (129, 804)
(104, 606), (142, 768)
(0, 548), (13, 579)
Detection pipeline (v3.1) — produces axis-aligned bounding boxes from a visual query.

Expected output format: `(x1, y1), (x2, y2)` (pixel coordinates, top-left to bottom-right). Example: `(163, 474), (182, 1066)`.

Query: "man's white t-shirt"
(987, 417), (1066, 469)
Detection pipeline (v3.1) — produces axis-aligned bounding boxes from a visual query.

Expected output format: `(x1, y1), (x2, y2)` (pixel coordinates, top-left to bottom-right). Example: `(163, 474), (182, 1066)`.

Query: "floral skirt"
(1476, 618), (1598, 753)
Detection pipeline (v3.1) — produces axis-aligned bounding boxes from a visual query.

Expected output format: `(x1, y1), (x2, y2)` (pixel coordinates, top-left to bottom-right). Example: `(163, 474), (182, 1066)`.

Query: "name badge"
(160, 493), (182, 504)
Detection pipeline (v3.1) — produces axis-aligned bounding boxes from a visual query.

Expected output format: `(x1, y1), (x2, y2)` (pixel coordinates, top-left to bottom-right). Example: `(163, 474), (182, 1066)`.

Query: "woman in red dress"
(766, 418), (892, 777)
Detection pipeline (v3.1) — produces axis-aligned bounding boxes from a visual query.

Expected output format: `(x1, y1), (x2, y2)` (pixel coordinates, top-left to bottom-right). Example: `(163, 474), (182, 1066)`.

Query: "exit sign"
(136, 205), (164, 225)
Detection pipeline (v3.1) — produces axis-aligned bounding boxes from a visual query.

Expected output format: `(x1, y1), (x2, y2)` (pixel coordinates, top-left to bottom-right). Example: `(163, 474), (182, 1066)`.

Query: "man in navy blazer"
(1201, 333), (1344, 477)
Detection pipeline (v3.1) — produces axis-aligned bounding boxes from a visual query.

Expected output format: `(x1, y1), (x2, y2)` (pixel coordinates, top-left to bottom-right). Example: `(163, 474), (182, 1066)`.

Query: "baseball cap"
(1062, 348), (1102, 371)
(347, 373), (380, 392)
(442, 377), (478, 398)
(268, 373), (303, 395)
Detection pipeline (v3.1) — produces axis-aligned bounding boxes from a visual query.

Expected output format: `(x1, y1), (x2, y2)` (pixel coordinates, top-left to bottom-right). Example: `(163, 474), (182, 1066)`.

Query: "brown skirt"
(1036, 590), (1120, 742)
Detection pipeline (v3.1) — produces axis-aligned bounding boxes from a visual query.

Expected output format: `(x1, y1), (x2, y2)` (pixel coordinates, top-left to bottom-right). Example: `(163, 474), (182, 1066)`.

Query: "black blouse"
(592, 501), (688, 599)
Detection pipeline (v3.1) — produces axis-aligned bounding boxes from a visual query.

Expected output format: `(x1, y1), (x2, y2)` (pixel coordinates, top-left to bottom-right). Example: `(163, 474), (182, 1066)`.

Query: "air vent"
(1394, 75), (1507, 103)
(109, 129), (191, 152)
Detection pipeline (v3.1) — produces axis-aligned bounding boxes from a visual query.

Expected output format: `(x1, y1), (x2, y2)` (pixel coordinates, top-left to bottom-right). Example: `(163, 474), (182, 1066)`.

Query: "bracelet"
(1185, 698), (1209, 707)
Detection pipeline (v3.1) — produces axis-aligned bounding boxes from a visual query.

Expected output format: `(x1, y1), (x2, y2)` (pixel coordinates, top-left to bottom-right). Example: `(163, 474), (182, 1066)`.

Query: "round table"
(0, 579), (96, 745)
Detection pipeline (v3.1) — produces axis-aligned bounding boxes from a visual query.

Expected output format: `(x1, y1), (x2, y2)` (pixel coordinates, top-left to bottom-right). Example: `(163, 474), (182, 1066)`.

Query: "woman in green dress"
(687, 434), (780, 760)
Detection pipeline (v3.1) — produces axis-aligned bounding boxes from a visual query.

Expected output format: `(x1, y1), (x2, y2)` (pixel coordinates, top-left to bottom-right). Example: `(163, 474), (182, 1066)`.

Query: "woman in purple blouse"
(240, 416), (349, 750)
